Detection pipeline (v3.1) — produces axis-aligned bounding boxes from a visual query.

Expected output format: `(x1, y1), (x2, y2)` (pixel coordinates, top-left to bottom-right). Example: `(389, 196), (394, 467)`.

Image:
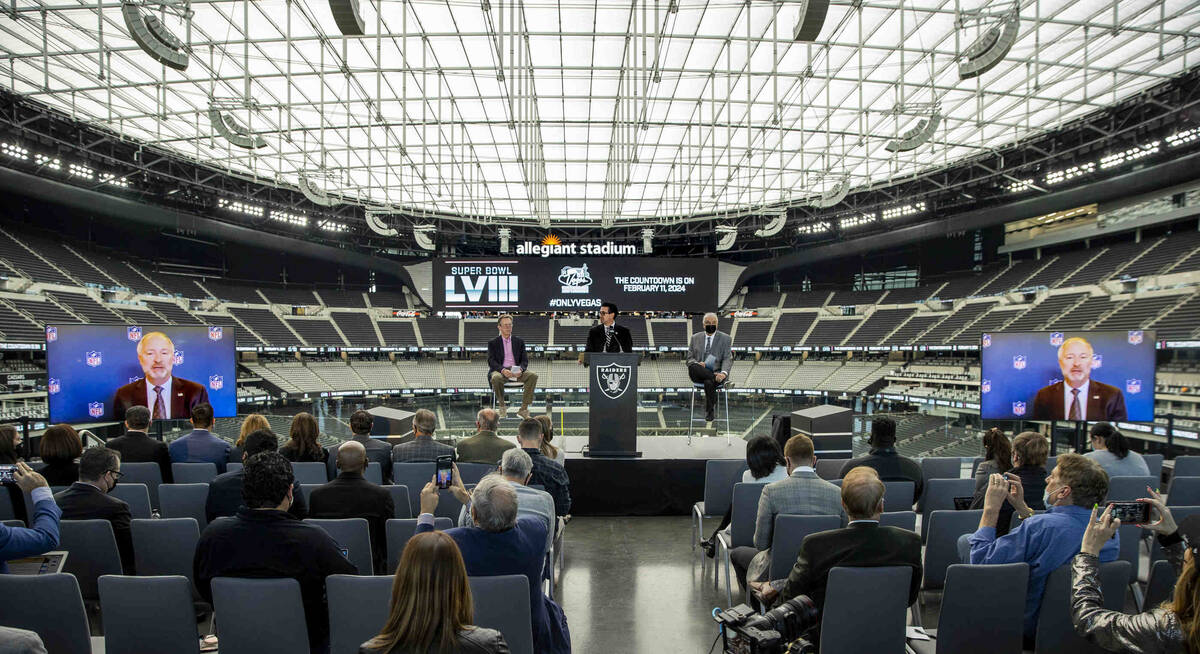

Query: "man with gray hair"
(687, 312), (733, 424)
(419, 474), (571, 653)
(459, 448), (555, 554)
(455, 407), (517, 465)
(104, 404), (172, 483)
(391, 408), (456, 463)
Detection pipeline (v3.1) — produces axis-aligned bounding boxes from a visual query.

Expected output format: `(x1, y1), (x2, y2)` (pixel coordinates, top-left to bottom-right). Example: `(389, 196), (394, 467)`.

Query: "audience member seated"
(965, 452), (1118, 648)
(730, 434), (843, 593)
(971, 428), (1012, 494)
(534, 414), (566, 465)
(334, 409), (393, 483)
(417, 475), (571, 653)
(280, 412), (329, 464)
(0, 462), (60, 573)
(37, 424), (82, 487)
(459, 449), (556, 556)
(516, 418), (570, 517)
(1072, 489), (1188, 651)
(750, 466), (921, 646)
(194, 451), (356, 654)
(228, 413), (270, 464)
(360, 531), (508, 654)
(54, 447), (134, 573)
(206, 430), (307, 523)
(837, 416), (923, 501)
(105, 405), (172, 483)
(1086, 422), (1151, 478)
(0, 626), (48, 654)
(392, 409), (456, 463)
(455, 408), (515, 465)
(309, 440), (394, 574)
(971, 431), (1048, 536)
(168, 403), (231, 474)
(0, 424), (22, 464)
(700, 434), (791, 557)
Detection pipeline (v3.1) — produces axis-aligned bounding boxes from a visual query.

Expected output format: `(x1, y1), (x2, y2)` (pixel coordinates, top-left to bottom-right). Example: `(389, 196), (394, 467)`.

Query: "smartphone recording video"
(0, 464), (15, 484)
(1105, 501), (1150, 524)
(436, 455), (453, 490)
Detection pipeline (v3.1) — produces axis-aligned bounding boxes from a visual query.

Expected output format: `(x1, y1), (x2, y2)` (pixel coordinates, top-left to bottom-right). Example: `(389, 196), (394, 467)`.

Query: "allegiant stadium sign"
(514, 239), (639, 257)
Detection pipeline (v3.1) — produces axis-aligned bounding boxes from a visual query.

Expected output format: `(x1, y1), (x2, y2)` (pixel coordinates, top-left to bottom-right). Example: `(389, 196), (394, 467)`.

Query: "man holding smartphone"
(0, 461), (61, 573)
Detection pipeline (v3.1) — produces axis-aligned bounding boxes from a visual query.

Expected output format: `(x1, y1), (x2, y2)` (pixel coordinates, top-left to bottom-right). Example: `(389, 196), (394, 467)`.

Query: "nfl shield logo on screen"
(127, 326), (142, 341)
(1126, 379), (1142, 394)
(88, 402), (104, 418)
(85, 351), (102, 367)
(1092, 353), (1103, 369)
(981, 334), (991, 348)
(173, 350), (184, 365)
(1012, 402), (1026, 416)
(1050, 332), (1064, 346)
(1012, 355), (1026, 370)
(45, 326), (57, 342)
(208, 375), (223, 391)
(48, 378), (60, 394)
(209, 325), (223, 341)
(981, 379), (991, 394)
(1128, 330), (1144, 345)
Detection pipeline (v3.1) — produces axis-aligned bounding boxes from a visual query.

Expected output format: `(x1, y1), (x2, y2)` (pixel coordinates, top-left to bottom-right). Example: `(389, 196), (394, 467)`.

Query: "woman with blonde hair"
(280, 412), (328, 463)
(533, 414), (564, 464)
(361, 531), (508, 653)
(229, 413), (270, 463)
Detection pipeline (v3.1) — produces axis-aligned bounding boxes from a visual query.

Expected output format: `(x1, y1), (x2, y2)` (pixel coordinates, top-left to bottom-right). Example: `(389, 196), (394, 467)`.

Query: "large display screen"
(46, 324), (237, 424)
(434, 257), (717, 312)
(979, 330), (1155, 422)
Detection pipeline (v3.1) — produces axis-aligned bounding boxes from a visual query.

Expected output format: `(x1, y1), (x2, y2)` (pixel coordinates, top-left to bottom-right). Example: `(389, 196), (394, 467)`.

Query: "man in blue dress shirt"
(967, 452), (1119, 647)
(0, 462), (61, 572)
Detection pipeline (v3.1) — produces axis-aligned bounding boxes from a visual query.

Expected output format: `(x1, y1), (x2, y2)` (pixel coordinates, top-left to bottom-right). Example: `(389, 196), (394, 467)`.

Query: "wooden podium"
(584, 352), (641, 457)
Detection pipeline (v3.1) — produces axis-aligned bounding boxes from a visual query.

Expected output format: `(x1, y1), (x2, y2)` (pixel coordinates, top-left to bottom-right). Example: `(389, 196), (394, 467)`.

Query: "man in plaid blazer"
(391, 409), (456, 463)
(730, 433), (843, 594)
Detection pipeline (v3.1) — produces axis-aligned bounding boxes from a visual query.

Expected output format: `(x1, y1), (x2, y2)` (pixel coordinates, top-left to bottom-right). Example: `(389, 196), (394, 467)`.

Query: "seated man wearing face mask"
(687, 312), (733, 424)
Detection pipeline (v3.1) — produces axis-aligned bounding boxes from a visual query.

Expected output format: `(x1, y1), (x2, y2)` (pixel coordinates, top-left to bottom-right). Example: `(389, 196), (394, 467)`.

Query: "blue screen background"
(979, 330), (1155, 421)
(45, 324), (237, 424)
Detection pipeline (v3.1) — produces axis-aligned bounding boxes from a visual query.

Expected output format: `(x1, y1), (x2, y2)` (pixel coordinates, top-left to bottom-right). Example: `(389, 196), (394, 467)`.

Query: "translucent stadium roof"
(1, 0), (1198, 226)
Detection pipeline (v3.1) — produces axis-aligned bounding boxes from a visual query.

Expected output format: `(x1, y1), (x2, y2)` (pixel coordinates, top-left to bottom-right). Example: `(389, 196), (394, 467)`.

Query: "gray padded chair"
(815, 458), (846, 480)
(0, 573), (102, 654)
(820, 566), (912, 654)
(212, 577), (309, 654)
(385, 517), (454, 573)
(880, 511), (918, 532)
(909, 563), (1028, 654)
(130, 518), (200, 583)
(1034, 561), (1130, 654)
(921, 478), (976, 515)
(299, 483), (318, 504)
(692, 459), (749, 552)
(716, 482), (767, 606)
(392, 463), (463, 519)
(768, 514), (840, 580)
(326, 574), (394, 654)
(471, 574), (535, 654)
(0, 488), (16, 522)
(119, 461), (163, 508)
(158, 483), (210, 528)
(364, 461), (383, 484)
(59, 518), (124, 600)
(1046, 456), (1058, 475)
(919, 457), (962, 511)
(922, 510), (984, 595)
(1145, 559), (1178, 609)
(1173, 456), (1200, 479)
(305, 518), (373, 575)
(386, 484), (412, 518)
(291, 461), (329, 485)
(969, 457), (985, 477)
(171, 462), (218, 484)
(1144, 453), (1164, 481)
(1116, 523), (1143, 586)
(457, 462), (496, 485)
(1168, 478), (1200, 506)
(110, 482), (152, 519)
(227, 462), (243, 473)
(99, 574), (201, 654)
(1106, 475), (1156, 502)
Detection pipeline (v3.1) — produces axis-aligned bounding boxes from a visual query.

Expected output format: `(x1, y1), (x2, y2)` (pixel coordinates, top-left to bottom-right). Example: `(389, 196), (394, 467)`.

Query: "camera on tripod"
(713, 595), (819, 654)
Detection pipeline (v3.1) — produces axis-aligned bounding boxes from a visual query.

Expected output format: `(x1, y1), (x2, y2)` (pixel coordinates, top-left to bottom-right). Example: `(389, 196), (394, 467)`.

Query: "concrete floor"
(557, 516), (729, 653)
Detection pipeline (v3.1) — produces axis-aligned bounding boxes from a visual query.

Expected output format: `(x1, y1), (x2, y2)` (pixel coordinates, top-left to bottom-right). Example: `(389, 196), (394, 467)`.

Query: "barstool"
(491, 379), (528, 415)
(688, 381), (730, 437)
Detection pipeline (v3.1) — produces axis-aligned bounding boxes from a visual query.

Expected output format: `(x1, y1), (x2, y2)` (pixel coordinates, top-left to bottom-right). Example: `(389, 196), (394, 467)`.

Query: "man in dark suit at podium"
(584, 301), (634, 354)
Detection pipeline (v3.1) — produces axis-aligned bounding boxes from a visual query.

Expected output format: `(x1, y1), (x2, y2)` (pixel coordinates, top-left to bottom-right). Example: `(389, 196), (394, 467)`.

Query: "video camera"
(713, 595), (819, 654)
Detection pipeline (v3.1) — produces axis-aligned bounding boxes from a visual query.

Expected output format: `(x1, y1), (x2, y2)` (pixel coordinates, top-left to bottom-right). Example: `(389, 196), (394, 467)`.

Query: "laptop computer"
(6, 551), (68, 575)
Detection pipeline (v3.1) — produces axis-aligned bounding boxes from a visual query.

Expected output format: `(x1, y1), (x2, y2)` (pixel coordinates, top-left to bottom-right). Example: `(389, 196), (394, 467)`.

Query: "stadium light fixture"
(838, 213), (877, 230)
(327, 0), (366, 36)
(797, 221), (832, 235)
(33, 153), (61, 171)
(753, 210), (788, 237)
(121, 1), (190, 71)
(809, 178), (850, 209)
(714, 225), (737, 252)
(208, 106), (268, 149)
(958, 10), (1020, 80)
(792, 0), (831, 42)
(1167, 127), (1200, 147)
(318, 219), (349, 232)
(1099, 142), (1160, 169)
(218, 198), (264, 218)
(885, 112), (941, 153)
(1, 142), (29, 160)
(1044, 163), (1095, 185)
(881, 202), (926, 220)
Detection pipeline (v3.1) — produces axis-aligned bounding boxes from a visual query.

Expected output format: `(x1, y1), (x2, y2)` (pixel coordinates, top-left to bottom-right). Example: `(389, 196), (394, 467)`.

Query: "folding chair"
(211, 577), (310, 654)
(908, 563), (1028, 654)
(1034, 561), (1130, 654)
(0, 573), (102, 654)
(171, 462), (218, 484)
(821, 566), (912, 653)
(99, 575), (201, 654)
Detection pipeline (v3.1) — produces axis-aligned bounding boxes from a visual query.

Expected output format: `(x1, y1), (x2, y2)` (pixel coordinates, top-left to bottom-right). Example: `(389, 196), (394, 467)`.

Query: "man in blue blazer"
(487, 314), (538, 419)
(0, 462), (61, 573)
(417, 473), (571, 653)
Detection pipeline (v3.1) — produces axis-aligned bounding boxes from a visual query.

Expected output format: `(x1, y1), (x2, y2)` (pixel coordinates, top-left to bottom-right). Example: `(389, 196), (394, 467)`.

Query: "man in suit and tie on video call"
(112, 331), (210, 421)
(1030, 336), (1127, 421)
(687, 312), (733, 424)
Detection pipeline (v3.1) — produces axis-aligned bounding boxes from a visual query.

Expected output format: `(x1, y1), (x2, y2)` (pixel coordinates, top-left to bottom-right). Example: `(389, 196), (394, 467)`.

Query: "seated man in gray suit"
(687, 312), (733, 424)
(729, 433), (843, 594)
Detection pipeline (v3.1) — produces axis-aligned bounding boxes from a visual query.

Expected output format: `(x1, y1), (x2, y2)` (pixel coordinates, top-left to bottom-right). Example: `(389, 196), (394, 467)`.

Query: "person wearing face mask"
(969, 431), (1048, 536)
(964, 452), (1119, 649)
(53, 446), (135, 573)
(194, 451), (356, 654)
(686, 312), (733, 424)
